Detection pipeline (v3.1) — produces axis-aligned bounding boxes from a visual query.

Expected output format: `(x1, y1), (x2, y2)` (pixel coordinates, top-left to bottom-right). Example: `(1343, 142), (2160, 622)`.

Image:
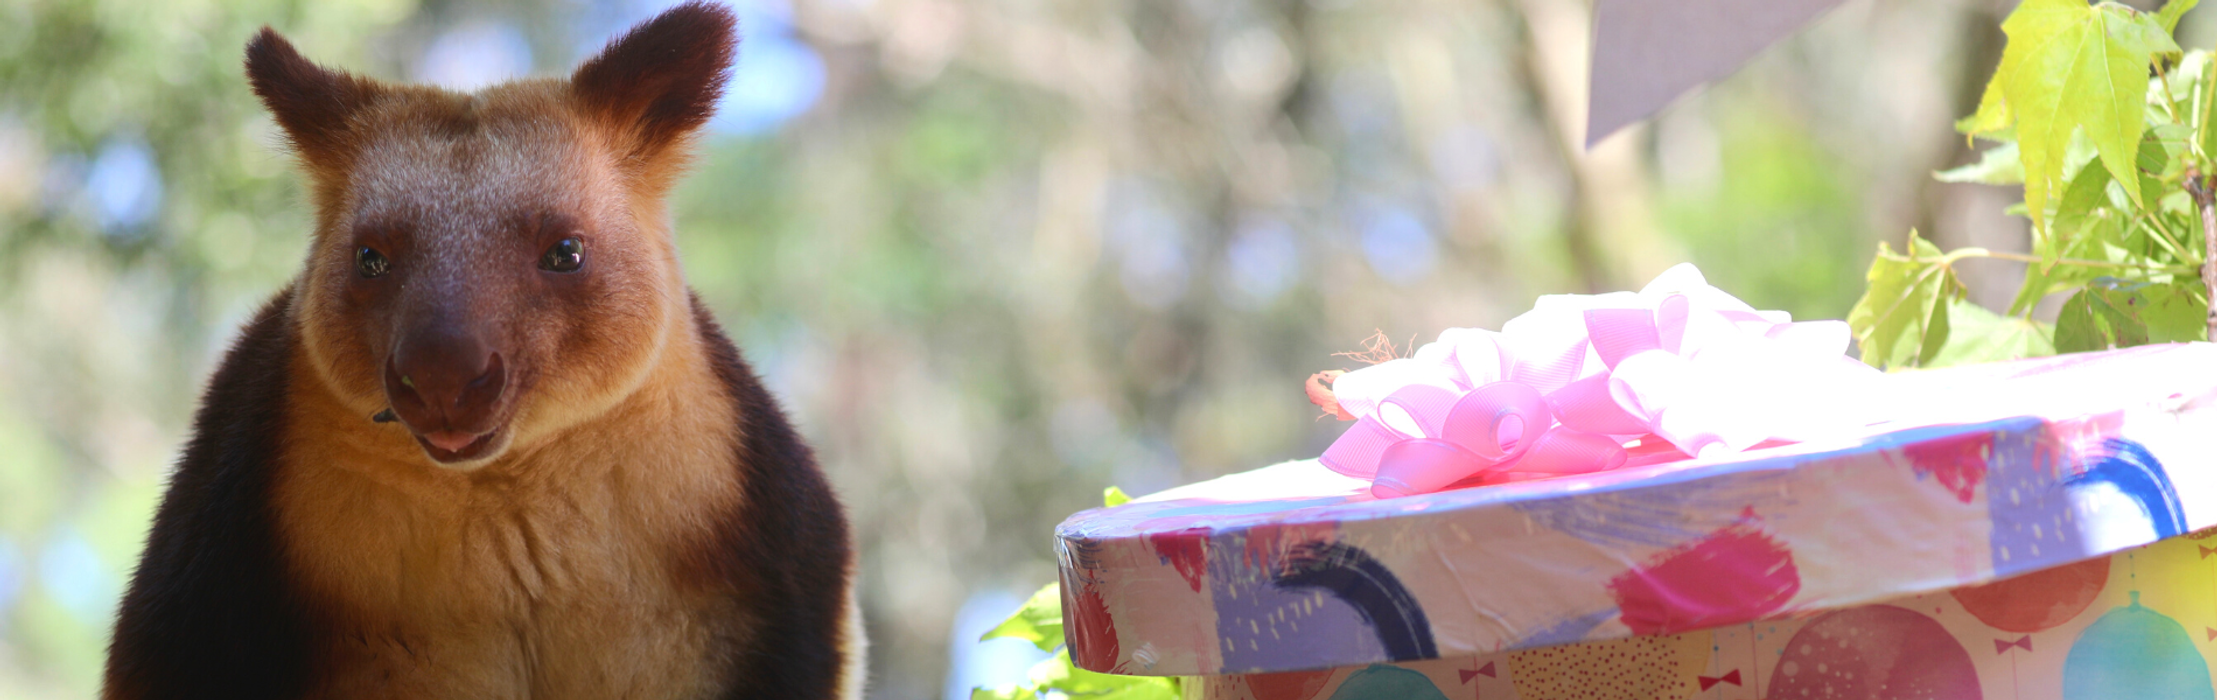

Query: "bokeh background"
(1, 0), (2209, 697)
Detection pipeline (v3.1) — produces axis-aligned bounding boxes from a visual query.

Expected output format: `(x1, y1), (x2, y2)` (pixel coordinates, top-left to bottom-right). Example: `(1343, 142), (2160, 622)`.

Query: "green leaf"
(1994, 0), (2178, 232)
(1847, 232), (1965, 369)
(2054, 277), (2211, 352)
(2014, 155), (2150, 315)
(982, 583), (1065, 653)
(1103, 486), (1133, 508)
(1936, 141), (2025, 184)
(973, 686), (1041, 700)
(2161, 190), (2195, 218)
(2158, 0), (2199, 33)
(1026, 651), (1182, 700)
(1916, 282), (1954, 363)
(2138, 123), (2190, 180)
(1959, 77), (2014, 140)
(2051, 151), (2117, 232)
(1925, 299), (2058, 367)
(2056, 289), (2101, 352)
(2202, 48), (2217, 161)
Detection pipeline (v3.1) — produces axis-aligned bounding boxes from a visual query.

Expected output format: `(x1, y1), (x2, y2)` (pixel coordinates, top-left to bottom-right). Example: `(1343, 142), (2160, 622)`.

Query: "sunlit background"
(1, 0), (2208, 697)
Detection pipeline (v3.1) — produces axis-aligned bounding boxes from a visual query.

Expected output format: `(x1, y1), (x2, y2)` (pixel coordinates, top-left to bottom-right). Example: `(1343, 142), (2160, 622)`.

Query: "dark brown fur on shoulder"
(106, 3), (861, 698)
(692, 297), (855, 699)
(105, 293), (314, 700)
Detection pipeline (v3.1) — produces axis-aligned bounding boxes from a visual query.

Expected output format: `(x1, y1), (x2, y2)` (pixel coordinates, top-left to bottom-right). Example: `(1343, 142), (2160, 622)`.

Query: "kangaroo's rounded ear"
(245, 28), (383, 164)
(570, 1), (738, 162)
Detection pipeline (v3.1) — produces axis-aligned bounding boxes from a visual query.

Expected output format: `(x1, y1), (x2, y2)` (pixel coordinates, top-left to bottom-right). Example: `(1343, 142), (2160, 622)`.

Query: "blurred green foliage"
(971, 581), (1181, 700)
(1660, 100), (1865, 322)
(0, 0), (2076, 697)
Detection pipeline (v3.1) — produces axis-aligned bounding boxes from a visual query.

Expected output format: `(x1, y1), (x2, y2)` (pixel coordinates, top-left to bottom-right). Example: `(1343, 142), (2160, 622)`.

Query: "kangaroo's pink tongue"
(425, 431), (478, 452)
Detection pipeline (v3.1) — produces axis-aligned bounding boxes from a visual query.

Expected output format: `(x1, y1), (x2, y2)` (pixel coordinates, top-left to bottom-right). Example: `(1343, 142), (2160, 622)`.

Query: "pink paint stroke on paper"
(1900, 431), (1993, 504)
(1149, 529), (1210, 593)
(1608, 511), (1800, 635)
(1061, 574), (1124, 673)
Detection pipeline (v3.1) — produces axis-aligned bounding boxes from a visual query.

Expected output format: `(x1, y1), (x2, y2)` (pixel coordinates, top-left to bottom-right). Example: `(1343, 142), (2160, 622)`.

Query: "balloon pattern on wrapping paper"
(1762, 605), (1982, 700)
(1322, 665), (1447, 700)
(1949, 556), (2110, 634)
(2062, 592), (2214, 700)
(1240, 668), (1335, 700)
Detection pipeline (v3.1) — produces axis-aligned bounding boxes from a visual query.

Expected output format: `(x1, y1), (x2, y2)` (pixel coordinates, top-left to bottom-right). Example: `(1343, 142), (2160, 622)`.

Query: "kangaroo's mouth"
(372, 403), (514, 466)
(413, 427), (502, 463)
(377, 351), (517, 467)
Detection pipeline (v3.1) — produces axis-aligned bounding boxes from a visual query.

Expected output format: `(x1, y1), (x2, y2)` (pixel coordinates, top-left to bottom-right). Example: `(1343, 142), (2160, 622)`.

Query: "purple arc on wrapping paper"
(1270, 541), (1437, 663)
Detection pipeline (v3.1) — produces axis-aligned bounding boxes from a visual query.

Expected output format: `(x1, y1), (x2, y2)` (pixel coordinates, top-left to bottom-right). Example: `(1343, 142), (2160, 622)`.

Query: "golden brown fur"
(275, 310), (750, 698)
(105, 4), (862, 698)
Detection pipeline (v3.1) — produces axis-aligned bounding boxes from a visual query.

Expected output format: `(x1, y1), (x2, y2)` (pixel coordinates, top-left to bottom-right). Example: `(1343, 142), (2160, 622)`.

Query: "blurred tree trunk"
(1919, 1), (2015, 311)
(1499, 0), (1665, 293)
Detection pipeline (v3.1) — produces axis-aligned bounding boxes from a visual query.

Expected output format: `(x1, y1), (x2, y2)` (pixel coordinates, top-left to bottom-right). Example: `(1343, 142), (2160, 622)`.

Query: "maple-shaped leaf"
(1926, 299), (2056, 367)
(1936, 141), (2024, 184)
(981, 583), (1065, 653)
(1847, 232), (1967, 369)
(2158, 0), (2199, 33)
(1959, 73), (2014, 139)
(2055, 277), (2210, 351)
(1988, 0), (2178, 234)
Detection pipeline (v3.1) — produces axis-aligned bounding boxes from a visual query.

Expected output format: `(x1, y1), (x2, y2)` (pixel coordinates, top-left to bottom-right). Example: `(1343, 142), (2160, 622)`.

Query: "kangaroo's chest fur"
(274, 334), (752, 698)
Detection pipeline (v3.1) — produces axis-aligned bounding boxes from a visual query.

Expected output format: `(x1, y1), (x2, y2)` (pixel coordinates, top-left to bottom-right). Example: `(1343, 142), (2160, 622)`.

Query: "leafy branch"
(1900, 248), (2199, 272)
(1852, 0), (2213, 368)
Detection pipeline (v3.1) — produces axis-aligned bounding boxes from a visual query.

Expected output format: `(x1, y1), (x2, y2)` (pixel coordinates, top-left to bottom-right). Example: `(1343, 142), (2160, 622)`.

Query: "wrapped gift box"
(1053, 343), (2217, 685)
(1190, 535), (2216, 699)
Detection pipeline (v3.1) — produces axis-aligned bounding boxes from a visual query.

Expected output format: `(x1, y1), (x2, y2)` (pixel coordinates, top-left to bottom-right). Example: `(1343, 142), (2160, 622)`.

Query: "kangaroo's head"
(248, 2), (735, 467)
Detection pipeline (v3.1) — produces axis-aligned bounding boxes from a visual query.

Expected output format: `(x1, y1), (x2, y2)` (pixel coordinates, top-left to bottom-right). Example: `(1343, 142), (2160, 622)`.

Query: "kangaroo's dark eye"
(540, 238), (584, 273)
(355, 247), (390, 278)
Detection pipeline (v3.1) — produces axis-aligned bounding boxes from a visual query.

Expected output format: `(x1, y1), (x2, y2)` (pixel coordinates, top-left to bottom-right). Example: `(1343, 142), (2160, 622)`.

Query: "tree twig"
(1891, 249), (2199, 273)
(2192, 173), (2217, 341)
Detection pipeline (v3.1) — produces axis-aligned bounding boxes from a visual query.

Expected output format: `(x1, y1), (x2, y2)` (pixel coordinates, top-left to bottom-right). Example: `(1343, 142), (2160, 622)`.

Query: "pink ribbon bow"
(1994, 635), (2033, 654)
(1698, 669), (1743, 691)
(1319, 264), (1881, 498)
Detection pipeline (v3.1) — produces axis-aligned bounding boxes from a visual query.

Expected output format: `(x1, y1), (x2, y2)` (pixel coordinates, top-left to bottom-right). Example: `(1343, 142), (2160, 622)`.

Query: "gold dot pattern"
(1507, 632), (1711, 700)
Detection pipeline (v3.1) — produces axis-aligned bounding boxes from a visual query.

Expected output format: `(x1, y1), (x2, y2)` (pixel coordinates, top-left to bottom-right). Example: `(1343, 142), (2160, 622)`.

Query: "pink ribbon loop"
(1372, 439), (1492, 498)
(1515, 430), (1629, 476)
(1318, 416), (1402, 478)
(1584, 308), (1660, 370)
(1508, 337), (1588, 395)
(1548, 374), (1648, 436)
(1318, 263), (1882, 498)
(1378, 383), (1463, 440)
(1440, 382), (1548, 462)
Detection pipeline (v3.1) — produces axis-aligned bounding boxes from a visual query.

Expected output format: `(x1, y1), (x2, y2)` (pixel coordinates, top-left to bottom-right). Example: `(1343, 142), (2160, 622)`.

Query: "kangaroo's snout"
(384, 323), (509, 460)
